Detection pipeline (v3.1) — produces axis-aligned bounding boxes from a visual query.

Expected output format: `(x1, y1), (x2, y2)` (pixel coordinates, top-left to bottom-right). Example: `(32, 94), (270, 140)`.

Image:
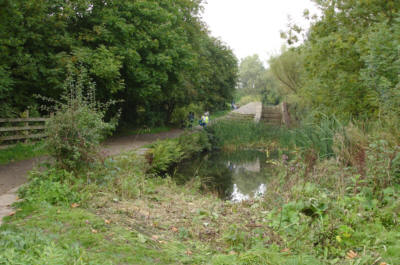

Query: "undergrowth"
(1, 118), (399, 264)
(0, 141), (46, 165)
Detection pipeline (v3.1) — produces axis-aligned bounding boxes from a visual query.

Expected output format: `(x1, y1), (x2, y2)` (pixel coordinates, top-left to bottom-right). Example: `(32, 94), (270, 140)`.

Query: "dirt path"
(0, 129), (183, 224)
(103, 129), (183, 156)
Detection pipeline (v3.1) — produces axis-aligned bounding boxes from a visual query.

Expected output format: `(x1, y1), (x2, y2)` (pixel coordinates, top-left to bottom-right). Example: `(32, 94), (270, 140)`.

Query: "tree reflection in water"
(173, 150), (275, 202)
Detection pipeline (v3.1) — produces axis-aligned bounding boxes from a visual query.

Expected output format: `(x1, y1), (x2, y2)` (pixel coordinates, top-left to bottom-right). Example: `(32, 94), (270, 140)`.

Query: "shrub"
(146, 140), (183, 174)
(41, 66), (118, 171)
(333, 123), (368, 175)
(146, 131), (211, 174)
(178, 131), (211, 159)
(18, 169), (83, 206)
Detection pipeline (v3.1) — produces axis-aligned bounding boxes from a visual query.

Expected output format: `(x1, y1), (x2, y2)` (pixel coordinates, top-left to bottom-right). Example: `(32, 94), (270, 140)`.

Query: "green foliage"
(146, 140), (184, 174)
(0, 0), (238, 125)
(43, 67), (117, 171)
(209, 116), (340, 160)
(146, 131), (211, 174)
(0, 141), (46, 165)
(18, 168), (84, 207)
(2, 121), (400, 265)
(178, 131), (212, 159)
(1, 205), (202, 265)
(223, 224), (250, 251)
(170, 103), (204, 127)
(208, 120), (280, 150)
(278, 0), (400, 120)
(269, 46), (303, 95)
(237, 55), (281, 105)
(0, 228), (89, 265)
(285, 115), (344, 160)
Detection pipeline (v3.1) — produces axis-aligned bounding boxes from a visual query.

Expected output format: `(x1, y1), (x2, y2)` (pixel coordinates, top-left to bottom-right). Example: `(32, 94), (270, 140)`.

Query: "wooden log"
(0, 125), (45, 132)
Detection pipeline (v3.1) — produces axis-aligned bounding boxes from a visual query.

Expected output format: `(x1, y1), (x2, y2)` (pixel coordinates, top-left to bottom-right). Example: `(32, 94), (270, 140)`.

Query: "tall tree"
(0, 0), (238, 126)
(298, 0), (400, 118)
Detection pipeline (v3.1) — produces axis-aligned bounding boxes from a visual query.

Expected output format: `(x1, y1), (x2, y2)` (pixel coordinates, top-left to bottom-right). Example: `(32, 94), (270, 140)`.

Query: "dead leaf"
(8, 211), (16, 216)
(151, 235), (159, 241)
(346, 250), (358, 259)
(379, 263), (387, 265)
(281, 248), (291, 253)
(171, 226), (178, 232)
(91, 229), (98, 233)
(71, 203), (80, 208)
(104, 219), (111, 224)
(186, 250), (192, 256)
(229, 250), (236, 255)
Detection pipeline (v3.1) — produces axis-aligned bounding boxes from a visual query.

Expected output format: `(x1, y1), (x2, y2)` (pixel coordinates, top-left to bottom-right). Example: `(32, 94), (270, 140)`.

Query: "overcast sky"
(201, 0), (319, 63)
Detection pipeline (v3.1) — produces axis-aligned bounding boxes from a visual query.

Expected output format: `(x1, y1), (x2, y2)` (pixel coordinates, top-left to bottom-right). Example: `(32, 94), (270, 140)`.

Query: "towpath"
(0, 129), (183, 224)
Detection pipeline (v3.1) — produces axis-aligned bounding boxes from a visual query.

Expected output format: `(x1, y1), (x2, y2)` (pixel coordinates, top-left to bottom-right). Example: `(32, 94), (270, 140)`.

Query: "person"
(187, 112), (194, 128)
(199, 112), (209, 128)
(231, 100), (237, 110)
(204, 112), (209, 127)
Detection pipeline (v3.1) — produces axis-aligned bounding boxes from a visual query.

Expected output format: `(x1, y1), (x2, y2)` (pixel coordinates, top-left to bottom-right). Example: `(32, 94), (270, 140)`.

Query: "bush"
(145, 140), (183, 174)
(18, 169), (83, 206)
(333, 123), (368, 174)
(42, 67), (118, 171)
(178, 131), (211, 159)
(146, 131), (211, 174)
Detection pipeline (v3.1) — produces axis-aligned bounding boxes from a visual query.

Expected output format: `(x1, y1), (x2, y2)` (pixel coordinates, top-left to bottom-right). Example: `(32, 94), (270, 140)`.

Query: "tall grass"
(282, 115), (343, 159)
(208, 116), (343, 160)
(207, 120), (280, 150)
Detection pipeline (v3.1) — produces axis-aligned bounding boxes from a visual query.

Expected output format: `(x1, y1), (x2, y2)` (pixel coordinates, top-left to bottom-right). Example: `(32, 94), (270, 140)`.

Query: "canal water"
(173, 150), (275, 202)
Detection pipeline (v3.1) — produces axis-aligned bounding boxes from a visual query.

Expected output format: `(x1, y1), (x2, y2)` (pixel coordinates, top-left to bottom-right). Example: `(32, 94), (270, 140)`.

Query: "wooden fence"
(0, 112), (50, 147)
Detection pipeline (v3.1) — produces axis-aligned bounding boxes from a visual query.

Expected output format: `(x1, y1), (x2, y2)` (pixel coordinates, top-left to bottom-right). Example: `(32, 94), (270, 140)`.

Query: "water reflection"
(173, 150), (274, 202)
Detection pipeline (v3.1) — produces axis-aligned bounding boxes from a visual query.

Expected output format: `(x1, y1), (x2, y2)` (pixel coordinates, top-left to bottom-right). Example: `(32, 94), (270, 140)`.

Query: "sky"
(201, 0), (319, 63)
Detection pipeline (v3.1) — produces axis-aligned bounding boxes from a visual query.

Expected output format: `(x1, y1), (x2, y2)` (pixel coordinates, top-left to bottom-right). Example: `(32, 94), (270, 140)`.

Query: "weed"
(0, 141), (46, 165)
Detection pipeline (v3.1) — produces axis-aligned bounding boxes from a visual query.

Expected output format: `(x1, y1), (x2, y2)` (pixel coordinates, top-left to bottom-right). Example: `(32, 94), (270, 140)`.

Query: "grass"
(208, 120), (281, 150)
(0, 141), (46, 165)
(210, 109), (230, 120)
(209, 116), (341, 160)
(1, 120), (400, 264)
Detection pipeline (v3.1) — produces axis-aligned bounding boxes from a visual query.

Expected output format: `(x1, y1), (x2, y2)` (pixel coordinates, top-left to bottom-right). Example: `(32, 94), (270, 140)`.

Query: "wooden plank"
(0, 125), (45, 132)
(0, 133), (46, 141)
(0, 117), (48, 123)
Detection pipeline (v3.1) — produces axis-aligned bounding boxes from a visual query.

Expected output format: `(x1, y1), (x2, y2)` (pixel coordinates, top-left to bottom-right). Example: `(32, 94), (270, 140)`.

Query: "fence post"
(281, 102), (291, 127)
(24, 110), (29, 142)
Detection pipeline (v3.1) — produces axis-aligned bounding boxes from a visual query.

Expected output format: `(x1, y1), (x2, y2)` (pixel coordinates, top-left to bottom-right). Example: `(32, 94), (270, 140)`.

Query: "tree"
(0, 0), (238, 126)
(269, 47), (303, 95)
(237, 55), (280, 105)
(297, 0), (400, 118)
(238, 55), (266, 96)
